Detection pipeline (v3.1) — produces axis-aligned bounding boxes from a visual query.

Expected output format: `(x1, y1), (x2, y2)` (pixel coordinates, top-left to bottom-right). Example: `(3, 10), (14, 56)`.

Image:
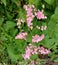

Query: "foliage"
(0, 0), (58, 65)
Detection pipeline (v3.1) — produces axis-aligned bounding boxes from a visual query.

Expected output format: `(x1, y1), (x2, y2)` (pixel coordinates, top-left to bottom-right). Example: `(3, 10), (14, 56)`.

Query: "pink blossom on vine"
(22, 53), (31, 59)
(35, 10), (47, 19)
(22, 46), (31, 59)
(26, 46), (32, 54)
(26, 17), (33, 29)
(24, 5), (32, 12)
(22, 44), (38, 59)
(15, 32), (27, 40)
(31, 46), (38, 54)
(38, 46), (50, 55)
(32, 34), (44, 43)
(23, 5), (34, 29)
(32, 35), (39, 43)
(27, 12), (33, 17)
(22, 44), (50, 60)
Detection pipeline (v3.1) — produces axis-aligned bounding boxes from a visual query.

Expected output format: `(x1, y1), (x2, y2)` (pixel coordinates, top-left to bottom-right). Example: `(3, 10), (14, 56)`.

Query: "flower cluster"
(32, 34), (44, 43)
(15, 32), (27, 40)
(15, 4), (50, 62)
(23, 44), (50, 60)
(35, 10), (47, 19)
(15, 33), (44, 43)
(17, 18), (25, 28)
(23, 5), (47, 29)
(24, 5), (34, 29)
(38, 46), (50, 55)
(22, 44), (38, 59)
(36, 25), (47, 31)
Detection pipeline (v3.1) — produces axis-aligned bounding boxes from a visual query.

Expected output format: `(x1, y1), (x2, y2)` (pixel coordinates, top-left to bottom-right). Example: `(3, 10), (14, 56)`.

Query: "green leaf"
(26, 33), (32, 42)
(12, 0), (19, 3)
(32, 28), (40, 35)
(44, 0), (55, 5)
(30, 54), (38, 60)
(0, 18), (4, 26)
(15, 40), (26, 53)
(4, 21), (16, 31)
(0, 63), (2, 65)
(51, 14), (58, 22)
(15, 39), (24, 45)
(7, 45), (20, 62)
(55, 6), (58, 14)
(6, 12), (13, 20)
(9, 29), (18, 37)
(19, 61), (26, 65)
(54, 58), (58, 62)
(17, 9), (26, 19)
(44, 38), (55, 49)
(29, 0), (35, 4)
(29, 0), (39, 5)
(29, 0), (41, 8)
(1, 0), (6, 6)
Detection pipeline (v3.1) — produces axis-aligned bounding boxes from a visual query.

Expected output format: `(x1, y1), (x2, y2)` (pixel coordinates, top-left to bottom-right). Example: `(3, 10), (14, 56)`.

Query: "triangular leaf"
(1, 0), (6, 6)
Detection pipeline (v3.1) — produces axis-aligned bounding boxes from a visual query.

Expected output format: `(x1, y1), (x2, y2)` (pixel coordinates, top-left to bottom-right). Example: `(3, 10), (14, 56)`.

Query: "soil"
(39, 54), (58, 65)
(43, 61), (58, 65)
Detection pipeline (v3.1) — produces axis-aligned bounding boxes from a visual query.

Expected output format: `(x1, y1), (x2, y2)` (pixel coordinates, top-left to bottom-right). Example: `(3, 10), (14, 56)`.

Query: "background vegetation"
(0, 0), (58, 65)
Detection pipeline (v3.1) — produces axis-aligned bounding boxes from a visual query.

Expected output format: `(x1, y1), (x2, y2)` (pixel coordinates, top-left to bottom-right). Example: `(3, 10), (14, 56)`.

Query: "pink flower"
(26, 13), (34, 29)
(22, 46), (31, 59)
(15, 32), (27, 40)
(24, 5), (47, 29)
(27, 12), (33, 17)
(27, 6), (33, 12)
(38, 46), (50, 55)
(22, 44), (38, 59)
(32, 46), (38, 54)
(32, 35), (40, 43)
(23, 5), (34, 29)
(35, 10), (47, 19)
(22, 53), (30, 59)
(27, 17), (33, 23)
(26, 17), (33, 29)
(26, 46), (31, 54)
(32, 34), (44, 43)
